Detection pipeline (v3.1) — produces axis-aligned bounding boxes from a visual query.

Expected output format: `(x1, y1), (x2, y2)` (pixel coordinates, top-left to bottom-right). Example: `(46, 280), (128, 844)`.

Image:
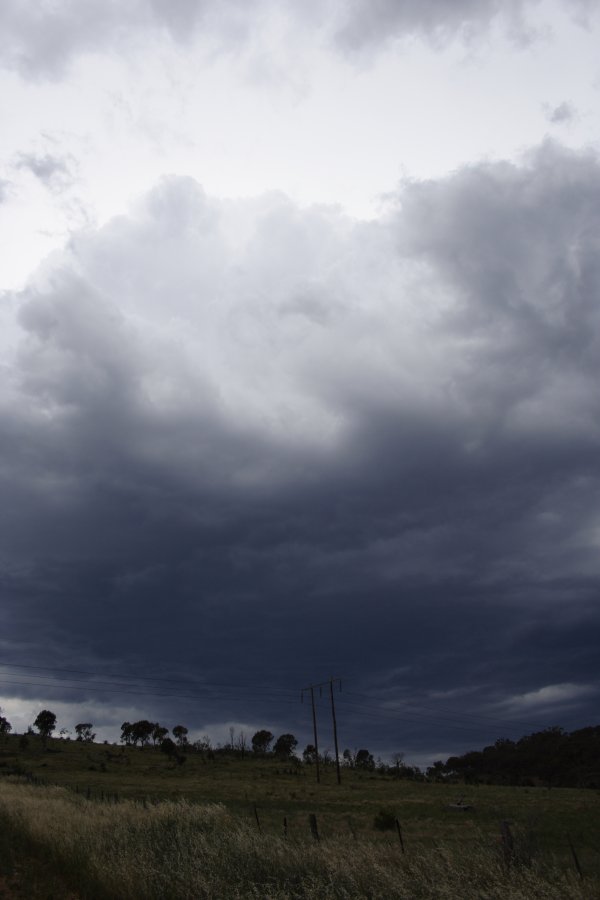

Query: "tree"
(426, 760), (447, 782)
(342, 748), (355, 767)
(391, 752), (405, 771)
(0, 708), (12, 735)
(236, 730), (248, 758)
(120, 722), (134, 745)
(355, 748), (375, 771)
(152, 724), (169, 746)
(131, 720), (154, 747)
(173, 725), (189, 747)
(75, 723), (95, 743)
(252, 730), (274, 755)
(160, 737), (178, 762)
(273, 733), (298, 758)
(34, 710), (56, 746)
(303, 744), (317, 764)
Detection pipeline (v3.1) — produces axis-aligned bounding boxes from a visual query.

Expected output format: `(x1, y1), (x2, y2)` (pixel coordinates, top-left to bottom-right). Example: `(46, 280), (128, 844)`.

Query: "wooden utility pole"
(308, 685), (321, 783)
(302, 677), (342, 784)
(329, 677), (342, 785)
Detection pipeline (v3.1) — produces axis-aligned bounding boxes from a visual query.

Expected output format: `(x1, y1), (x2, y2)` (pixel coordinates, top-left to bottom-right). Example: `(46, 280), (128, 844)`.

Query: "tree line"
(0, 708), (395, 774)
(3, 707), (598, 786)
(426, 725), (600, 788)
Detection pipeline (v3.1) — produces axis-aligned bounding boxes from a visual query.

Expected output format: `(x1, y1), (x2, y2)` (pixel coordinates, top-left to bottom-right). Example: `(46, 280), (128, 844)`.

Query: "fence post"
(253, 805), (262, 834)
(501, 821), (514, 866)
(395, 818), (405, 854)
(283, 816), (288, 838)
(566, 833), (583, 880)
(309, 813), (320, 842)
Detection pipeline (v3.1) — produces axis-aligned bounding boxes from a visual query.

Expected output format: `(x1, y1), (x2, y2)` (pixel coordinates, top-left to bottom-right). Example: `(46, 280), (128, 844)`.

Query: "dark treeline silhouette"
(429, 725), (600, 788)
(7, 706), (600, 788)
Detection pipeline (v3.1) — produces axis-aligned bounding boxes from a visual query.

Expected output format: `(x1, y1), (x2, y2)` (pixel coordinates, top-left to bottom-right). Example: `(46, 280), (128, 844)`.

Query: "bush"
(373, 807), (396, 831)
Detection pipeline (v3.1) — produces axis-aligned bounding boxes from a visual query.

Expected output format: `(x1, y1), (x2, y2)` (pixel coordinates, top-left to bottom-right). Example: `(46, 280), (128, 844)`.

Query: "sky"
(1, 0), (600, 767)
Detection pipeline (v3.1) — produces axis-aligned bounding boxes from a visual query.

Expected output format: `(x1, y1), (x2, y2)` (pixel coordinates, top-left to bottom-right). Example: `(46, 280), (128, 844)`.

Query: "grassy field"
(0, 733), (598, 897)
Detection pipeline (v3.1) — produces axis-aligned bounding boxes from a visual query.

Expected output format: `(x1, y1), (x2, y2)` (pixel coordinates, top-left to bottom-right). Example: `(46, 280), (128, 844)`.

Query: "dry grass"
(0, 779), (594, 899)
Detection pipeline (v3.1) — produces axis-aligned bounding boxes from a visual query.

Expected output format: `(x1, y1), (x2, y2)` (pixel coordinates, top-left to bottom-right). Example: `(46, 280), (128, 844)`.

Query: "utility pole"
(301, 684), (321, 783)
(302, 677), (342, 784)
(329, 677), (342, 785)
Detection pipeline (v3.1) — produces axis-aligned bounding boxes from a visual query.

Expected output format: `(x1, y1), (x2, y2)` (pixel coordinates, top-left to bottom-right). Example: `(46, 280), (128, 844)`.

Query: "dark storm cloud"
(2, 142), (600, 760)
(0, 0), (589, 78)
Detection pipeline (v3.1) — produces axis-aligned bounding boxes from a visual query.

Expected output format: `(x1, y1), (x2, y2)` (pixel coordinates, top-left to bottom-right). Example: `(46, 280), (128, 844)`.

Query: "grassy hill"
(0, 732), (598, 897)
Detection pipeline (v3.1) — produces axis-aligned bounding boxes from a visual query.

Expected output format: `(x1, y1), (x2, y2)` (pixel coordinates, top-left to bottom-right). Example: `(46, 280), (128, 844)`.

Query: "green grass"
(0, 733), (598, 897)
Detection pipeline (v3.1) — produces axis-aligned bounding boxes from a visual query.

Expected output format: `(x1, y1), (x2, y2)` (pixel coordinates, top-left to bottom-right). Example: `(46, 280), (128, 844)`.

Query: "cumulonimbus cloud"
(2, 140), (600, 747)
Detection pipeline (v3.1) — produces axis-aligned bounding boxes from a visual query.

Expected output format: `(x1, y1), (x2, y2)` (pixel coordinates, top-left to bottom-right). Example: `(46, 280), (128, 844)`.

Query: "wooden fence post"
(309, 813), (320, 842)
(566, 833), (583, 880)
(395, 818), (405, 854)
(253, 805), (262, 834)
(501, 821), (514, 866)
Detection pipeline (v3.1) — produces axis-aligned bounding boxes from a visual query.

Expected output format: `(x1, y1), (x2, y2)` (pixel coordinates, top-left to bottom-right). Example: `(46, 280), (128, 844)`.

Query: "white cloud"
(499, 683), (598, 712)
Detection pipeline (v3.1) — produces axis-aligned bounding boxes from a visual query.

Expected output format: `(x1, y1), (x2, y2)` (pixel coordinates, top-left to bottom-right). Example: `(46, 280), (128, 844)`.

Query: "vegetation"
(33, 710), (56, 746)
(75, 723), (95, 743)
(0, 708), (11, 735)
(433, 726), (600, 788)
(0, 710), (598, 895)
(0, 779), (595, 899)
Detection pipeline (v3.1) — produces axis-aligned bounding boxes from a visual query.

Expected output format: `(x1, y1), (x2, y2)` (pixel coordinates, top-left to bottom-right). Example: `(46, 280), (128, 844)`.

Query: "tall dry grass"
(0, 779), (592, 899)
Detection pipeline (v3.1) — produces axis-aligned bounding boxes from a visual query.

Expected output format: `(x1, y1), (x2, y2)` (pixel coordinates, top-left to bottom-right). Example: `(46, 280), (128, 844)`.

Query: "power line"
(0, 662), (579, 744)
(0, 661), (295, 695)
(0, 678), (300, 706)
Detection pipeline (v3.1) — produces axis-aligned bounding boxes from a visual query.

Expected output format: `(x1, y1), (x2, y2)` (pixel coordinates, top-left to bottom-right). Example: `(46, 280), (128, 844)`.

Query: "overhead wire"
(0, 662), (577, 739)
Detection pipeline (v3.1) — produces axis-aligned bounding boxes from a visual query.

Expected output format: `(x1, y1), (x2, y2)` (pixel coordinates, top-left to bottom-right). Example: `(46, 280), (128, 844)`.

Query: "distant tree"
(426, 760), (447, 782)
(303, 744), (317, 764)
(0, 708), (12, 735)
(131, 720), (154, 747)
(342, 748), (355, 767)
(273, 733), (298, 758)
(172, 725), (189, 747)
(251, 730), (274, 755)
(160, 737), (178, 761)
(355, 749), (375, 771)
(193, 736), (214, 759)
(236, 730), (248, 758)
(391, 752), (405, 771)
(34, 710), (56, 746)
(75, 723), (95, 743)
(152, 724), (169, 746)
(120, 722), (134, 746)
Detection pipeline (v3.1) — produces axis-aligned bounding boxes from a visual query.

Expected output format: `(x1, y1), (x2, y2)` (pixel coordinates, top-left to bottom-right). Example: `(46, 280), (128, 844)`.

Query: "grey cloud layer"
(2, 142), (600, 753)
(0, 0), (588, 77)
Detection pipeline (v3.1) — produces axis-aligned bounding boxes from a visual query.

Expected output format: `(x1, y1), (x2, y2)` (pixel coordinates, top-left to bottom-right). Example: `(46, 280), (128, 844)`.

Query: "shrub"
(373, 807), (396, 831)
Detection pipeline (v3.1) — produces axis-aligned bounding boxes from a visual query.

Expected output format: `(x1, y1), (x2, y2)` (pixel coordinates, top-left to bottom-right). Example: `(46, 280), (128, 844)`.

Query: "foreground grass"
(0, 780), (595, 899)
(2, 732), (599, 865)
